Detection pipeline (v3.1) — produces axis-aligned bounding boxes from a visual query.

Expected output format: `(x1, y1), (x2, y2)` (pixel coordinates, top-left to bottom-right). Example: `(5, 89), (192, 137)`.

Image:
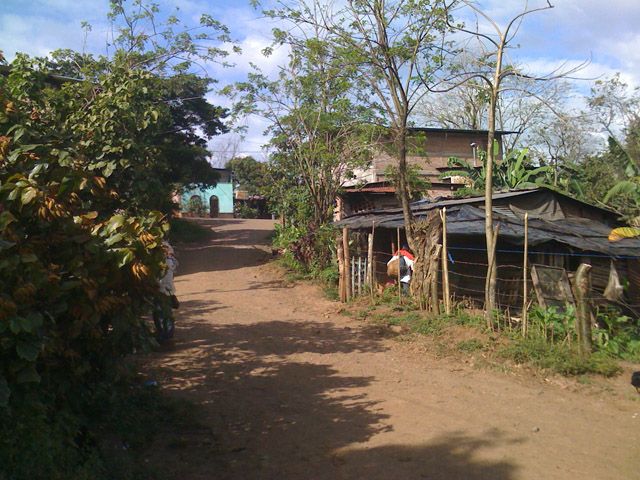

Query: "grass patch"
(410, 314), (448, 335)
(456, 338), (485, 353)
(453, 310), (485, 327)
(352, 300), (626, 378)
(499, 337), (621, 377)
(168, 218), (213, 243)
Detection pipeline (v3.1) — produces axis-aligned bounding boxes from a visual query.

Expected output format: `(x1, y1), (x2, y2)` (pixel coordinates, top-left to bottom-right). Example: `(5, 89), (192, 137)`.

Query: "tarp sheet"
(336, 203), (640, 258)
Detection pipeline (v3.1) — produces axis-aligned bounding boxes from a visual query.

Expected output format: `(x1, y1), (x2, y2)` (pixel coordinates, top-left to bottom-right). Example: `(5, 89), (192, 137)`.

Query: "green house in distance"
(181, 168), (234, 218)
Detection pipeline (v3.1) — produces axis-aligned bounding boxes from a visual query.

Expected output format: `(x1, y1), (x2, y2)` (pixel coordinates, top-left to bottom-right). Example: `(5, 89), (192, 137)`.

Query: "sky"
(2, 0), (639, 164)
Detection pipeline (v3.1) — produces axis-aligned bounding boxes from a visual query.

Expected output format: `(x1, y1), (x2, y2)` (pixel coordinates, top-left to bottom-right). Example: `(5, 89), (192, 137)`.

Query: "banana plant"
(441, 147), (553, 194)
(498, 148), (553, 189)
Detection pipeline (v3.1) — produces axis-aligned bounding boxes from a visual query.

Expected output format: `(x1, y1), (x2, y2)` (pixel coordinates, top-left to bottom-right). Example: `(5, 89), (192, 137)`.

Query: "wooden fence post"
(351, 257), (356, 299)
(440, 208), (451, 314)
(368, 224), (375, 302)
(337, 238), (346, 303)
(522, 212), (529, 337)
(431, 244), (442, 314)
(357, 256), (362, 296)
(343, 227), (351, 301)
(574, 263), (593, 356)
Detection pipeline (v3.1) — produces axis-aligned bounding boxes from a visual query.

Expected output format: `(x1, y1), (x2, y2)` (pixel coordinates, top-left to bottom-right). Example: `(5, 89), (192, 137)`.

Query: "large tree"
(415, 52), (583, 155)
(228, 30), (375, 227)
(0, 2), (235, 475)
(265, 0), (450, 247)
(435, 0), (569, 325)
(35, 1), (233, 213)
(225, 156), (269, 196)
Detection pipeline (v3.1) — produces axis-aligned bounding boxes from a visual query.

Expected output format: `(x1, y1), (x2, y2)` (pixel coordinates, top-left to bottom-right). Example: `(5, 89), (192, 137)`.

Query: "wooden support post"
(357, 256), (362, 296)
(351, 257), (355, 299)
(522, 212), (529, 337)
(343, 227), (351, 301)
(440, 208), (451, 314)
(397, 227), (402, 304)
(368, 225), (375, 303)
(431, 244), (442, 314)
(337, 239), (346, 303)
(574, 263), (593, 356)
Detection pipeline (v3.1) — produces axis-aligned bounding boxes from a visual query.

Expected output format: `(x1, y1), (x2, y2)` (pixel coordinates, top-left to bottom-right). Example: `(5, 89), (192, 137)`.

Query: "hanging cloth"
(604, 260), (624, 302)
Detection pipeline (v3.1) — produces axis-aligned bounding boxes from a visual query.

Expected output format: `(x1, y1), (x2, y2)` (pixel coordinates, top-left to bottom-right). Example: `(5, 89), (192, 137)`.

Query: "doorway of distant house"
(209, 195), (219, 218)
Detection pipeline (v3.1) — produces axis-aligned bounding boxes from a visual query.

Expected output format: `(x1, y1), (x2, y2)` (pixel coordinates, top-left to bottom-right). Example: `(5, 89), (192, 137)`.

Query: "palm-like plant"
(442, 148), (552, 196)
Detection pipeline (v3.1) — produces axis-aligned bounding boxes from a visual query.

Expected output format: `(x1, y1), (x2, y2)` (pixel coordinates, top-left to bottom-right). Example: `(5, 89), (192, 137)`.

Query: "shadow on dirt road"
(151, 318), (520, 480)
(145, 219), (521, 479)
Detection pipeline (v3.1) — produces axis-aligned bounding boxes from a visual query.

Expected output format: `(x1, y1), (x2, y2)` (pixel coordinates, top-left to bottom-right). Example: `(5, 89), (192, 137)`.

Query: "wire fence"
(342, 244), (640, 314)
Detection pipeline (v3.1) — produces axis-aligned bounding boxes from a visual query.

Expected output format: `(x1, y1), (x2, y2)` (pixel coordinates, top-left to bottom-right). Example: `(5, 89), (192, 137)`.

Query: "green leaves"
(445, 148), (552, 194)
(106, 214), (126, 233)
(0, 212), (16, 231)
(20, 186), (37, 205)
(16, 365), (40, 384)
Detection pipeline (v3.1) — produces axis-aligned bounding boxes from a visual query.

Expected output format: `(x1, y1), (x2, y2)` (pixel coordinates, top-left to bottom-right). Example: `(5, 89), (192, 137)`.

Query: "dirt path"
(144, 219), (640, 480)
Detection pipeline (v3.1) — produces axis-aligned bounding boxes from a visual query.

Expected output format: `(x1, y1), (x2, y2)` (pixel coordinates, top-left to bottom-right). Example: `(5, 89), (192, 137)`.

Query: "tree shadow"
(146, 319), (522, 479)
(175, 244), (272, 275)
(177, 298), (228, 318)
(174, 218), (275, 276)
(175, 320), (386, 357)
(174, 280), (290, 299)
(333, 430), (523, 480)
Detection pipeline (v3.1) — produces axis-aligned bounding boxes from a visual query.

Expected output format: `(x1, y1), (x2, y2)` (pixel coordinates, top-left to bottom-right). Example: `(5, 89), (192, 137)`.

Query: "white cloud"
(206, 35), (289, 80)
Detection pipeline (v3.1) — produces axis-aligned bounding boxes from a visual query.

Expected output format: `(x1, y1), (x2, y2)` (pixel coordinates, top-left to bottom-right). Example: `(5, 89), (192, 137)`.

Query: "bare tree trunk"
(484, 42), (505, 328)
(396, 127), (415, 249)
(410, 212), (442, 310)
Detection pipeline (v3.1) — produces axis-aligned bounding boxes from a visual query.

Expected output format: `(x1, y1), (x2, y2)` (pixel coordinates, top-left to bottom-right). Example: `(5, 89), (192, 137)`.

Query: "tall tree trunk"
(484, 43), (505, 327)
(396, 126), (415, 249)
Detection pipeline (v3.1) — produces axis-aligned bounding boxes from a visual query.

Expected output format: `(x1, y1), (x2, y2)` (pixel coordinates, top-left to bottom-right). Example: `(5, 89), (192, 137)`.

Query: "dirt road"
(145, 218), (640, 480)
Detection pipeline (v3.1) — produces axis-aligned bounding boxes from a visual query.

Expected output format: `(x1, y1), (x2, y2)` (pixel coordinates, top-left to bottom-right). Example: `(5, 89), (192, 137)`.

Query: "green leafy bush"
(0, 48), (171, 479)
(528, 305), (577, 344)
(593, 306), (640, 361)
(186, 196), (207, 217)
(235, 203), (258, 219)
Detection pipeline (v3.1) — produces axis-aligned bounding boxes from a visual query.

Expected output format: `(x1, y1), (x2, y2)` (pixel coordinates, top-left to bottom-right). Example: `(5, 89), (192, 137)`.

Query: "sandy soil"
(143, 218), (640, 480)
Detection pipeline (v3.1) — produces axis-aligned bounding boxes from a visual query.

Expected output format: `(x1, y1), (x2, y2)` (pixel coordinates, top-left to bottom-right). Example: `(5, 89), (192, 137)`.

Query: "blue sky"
(2, 1), (639, 163)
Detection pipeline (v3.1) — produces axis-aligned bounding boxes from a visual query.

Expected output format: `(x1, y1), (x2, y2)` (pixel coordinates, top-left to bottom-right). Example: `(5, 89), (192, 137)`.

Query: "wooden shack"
(336, 187), (640, 316)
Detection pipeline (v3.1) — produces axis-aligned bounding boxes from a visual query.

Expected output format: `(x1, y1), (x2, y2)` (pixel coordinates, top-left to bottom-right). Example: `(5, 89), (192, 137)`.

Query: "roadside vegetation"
(338, 293), (638, 378)
(0, 2), (230, 478)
